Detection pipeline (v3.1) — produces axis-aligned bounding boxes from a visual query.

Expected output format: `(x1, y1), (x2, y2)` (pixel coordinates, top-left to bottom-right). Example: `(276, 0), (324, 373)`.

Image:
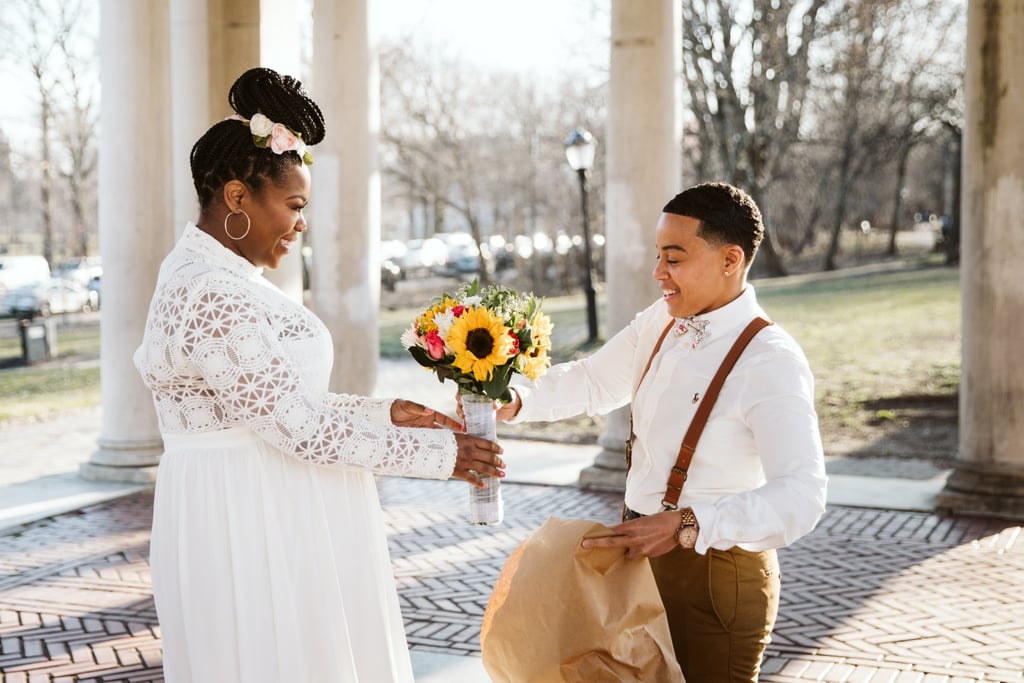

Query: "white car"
(0, 255), (51, 303)
(401, 238), (448, 279)
(3, 278), (97, 317)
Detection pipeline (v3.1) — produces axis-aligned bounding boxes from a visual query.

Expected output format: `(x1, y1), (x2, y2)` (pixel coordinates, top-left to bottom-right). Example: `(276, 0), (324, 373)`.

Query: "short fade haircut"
(662, 182), (764, 264)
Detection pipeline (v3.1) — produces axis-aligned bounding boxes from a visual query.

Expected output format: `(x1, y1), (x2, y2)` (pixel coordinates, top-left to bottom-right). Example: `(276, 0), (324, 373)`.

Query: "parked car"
(53, 257), (102, 288)
(0, 255), (50, 307)
(401, 238), (448, 279)
(380, 239), (407, 286)
(87, 274), (102, 308)
(435, 232), (480, 276)
(381, 258), (402, 292)
(3, 278), (97, 318)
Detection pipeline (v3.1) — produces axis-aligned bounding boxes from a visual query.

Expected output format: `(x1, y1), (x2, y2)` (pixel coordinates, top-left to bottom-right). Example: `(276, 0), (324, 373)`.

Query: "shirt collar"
(181, 222), (264, 280)
(673, 286), (761, 349)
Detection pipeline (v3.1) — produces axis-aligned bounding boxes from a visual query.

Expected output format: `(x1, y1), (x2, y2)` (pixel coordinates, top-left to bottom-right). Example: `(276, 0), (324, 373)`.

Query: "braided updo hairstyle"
(190, 67), (326, 208)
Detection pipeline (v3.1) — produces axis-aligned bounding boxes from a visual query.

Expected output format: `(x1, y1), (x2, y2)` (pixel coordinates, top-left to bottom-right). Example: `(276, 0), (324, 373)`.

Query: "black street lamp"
(564, 127), (599, 344)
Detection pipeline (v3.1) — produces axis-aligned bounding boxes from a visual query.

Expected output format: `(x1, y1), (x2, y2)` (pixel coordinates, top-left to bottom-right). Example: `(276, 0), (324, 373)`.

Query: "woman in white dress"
(134, 67), (505, 683)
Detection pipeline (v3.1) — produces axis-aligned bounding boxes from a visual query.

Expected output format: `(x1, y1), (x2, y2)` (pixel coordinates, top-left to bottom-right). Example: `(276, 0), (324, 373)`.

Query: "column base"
(577, 447), (627, 491)
(79, 437), (163, 484)
(935, 460), (1024, 521)
(79, 462), (159, 484)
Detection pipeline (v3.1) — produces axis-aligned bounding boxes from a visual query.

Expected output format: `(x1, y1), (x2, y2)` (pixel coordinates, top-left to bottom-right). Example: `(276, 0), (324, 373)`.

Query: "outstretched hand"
(452, 433), (505, 488)
(580, 511), (680, 560)
(391, 399), (505, 487)
(454, 391), (522, 423)
(390, 399), (464, 431)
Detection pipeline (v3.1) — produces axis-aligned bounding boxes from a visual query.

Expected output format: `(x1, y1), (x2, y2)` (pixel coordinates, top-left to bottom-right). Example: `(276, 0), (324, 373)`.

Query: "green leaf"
(481, 363), (514, 400)
(408, 346), (442, 368)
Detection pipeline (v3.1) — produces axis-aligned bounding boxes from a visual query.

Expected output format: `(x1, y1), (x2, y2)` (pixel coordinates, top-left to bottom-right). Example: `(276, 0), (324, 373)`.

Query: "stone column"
(310, 0), (380, 394)
(255, 0), (304, 301)
(169, 0), (211, 237)
(579, 0), (680, 489)
(81, 0), (173, 483)
(936, 2), (1024, 519)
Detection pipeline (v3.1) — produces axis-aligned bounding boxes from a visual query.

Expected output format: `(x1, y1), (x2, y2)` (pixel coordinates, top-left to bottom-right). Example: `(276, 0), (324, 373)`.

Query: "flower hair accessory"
(227, 113), (314, 165)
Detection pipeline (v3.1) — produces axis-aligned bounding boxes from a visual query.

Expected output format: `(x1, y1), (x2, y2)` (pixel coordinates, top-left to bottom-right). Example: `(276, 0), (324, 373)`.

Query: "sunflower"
(520, 346), (551, 380)
(529, 311), (554, 349)
(448, 307), (515, 381)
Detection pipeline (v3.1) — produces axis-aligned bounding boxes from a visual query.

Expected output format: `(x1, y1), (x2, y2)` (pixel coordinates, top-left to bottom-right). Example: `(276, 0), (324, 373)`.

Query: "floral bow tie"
(674, 316), (710, 348)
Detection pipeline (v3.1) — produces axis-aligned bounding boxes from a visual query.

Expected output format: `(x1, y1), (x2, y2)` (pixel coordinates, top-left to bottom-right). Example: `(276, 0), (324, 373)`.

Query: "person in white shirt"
(495, 182), (827, 682)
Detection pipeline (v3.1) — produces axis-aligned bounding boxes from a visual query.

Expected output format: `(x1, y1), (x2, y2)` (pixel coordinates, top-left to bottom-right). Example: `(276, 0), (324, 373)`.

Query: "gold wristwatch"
(675, 508), (699, 548)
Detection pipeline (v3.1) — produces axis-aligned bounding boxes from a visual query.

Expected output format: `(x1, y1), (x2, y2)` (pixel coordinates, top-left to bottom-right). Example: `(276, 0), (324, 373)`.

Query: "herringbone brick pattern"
(0, 495), (161, 682)
(1, 482), (1022, 682)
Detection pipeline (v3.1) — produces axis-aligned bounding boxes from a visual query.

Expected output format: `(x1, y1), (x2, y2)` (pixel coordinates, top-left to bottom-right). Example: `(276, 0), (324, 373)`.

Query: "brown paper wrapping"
(481, 517), (684, 683)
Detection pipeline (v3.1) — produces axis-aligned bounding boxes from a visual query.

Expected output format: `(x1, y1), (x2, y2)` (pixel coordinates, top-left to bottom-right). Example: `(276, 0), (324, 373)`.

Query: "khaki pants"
(649, 545), (781, 683)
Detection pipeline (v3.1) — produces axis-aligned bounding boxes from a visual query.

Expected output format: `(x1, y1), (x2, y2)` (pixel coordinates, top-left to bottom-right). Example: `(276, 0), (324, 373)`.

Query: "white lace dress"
(134, 223), (456, 683)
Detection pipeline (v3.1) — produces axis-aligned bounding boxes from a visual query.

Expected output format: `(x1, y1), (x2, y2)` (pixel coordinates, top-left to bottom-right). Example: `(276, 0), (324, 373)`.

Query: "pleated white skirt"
(150, 428), (414, 683)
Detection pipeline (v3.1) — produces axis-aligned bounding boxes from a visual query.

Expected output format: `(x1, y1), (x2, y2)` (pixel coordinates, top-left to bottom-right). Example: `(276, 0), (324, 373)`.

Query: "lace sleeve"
(179, 278), (455, 480)
(326, 394), (394, 425)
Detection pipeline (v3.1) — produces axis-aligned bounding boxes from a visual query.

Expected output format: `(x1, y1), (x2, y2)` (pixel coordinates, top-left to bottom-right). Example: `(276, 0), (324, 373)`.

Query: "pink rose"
(425, 330), (446, 359)
(269, 123), (299, 154)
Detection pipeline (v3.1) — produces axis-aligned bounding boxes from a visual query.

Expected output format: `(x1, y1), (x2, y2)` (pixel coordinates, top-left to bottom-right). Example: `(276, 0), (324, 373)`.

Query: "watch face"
(678, 527), (698, 548)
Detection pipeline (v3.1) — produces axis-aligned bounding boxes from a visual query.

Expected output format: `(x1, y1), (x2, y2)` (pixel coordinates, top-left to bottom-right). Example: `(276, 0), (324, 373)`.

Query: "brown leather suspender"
(625, 321), (674, 471)
(627, 316), (774, 510)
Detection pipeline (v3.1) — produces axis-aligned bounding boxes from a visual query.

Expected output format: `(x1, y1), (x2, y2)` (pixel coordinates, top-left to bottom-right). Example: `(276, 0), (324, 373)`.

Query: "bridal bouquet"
(401, 280), (553, 402)
(402, 280), (553, 525)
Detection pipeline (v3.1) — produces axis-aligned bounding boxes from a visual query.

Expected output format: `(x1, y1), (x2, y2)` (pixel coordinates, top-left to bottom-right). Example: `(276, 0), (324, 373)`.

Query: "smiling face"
(230, 162), (311, 269)
(653, 213), (746, 318)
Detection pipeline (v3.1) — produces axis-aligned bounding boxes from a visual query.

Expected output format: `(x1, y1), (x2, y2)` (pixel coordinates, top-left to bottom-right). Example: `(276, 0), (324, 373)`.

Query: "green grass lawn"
(1, 260), (961, 454)
(0, 321), (105, 420)
(755, 263), (960, 456)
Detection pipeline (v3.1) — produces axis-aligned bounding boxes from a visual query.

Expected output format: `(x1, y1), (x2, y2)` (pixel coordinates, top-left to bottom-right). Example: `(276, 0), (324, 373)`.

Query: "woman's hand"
(580, 511), (681, 560)
(391, 399), (464, 431)
(454, 390), (522, 423)
(452, 433), (506, 488)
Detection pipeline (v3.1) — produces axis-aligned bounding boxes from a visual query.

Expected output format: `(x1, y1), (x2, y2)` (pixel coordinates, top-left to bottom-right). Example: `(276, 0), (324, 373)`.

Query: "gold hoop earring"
(224, 210), (251, 240)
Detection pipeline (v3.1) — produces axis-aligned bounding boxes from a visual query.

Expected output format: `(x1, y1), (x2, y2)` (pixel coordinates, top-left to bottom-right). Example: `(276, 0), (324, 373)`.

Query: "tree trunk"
(946, 130), (962, 265)
(745, 185), (787, 278)
(887, 140), (912, 256)
(38, 84), (54, 267)
(464, 215), (490, 288)
(824, 154), (854, 271)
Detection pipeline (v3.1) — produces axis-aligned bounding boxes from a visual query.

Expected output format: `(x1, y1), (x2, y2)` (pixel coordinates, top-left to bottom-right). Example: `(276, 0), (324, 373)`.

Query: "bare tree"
(379, 47), (493, 283)
(21, 0), (58, 266)
(680, 0), (829, 277)
(813, 0), (963, 270)
(379, 43), (608, 295)
(53, 0), (98, 259)
(0, 0), (98, 266)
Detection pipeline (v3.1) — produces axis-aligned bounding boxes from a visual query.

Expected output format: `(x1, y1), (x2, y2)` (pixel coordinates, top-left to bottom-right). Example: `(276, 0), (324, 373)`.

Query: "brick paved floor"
(1, 480), (1022, 682)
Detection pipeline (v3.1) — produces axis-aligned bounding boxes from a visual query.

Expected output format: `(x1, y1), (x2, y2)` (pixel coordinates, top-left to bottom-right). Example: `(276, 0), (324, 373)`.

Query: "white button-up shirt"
(511, 286), (827, 554)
